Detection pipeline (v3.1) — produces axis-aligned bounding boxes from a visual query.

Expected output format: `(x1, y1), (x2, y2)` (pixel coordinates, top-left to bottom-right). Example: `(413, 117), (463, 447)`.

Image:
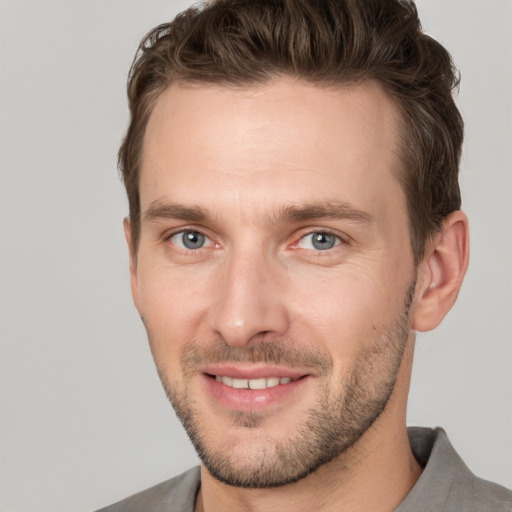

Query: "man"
(99, 0), (512, 510)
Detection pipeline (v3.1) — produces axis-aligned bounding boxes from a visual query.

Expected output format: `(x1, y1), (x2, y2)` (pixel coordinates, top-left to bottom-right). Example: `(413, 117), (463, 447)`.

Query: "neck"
(198, 427), (421, 512)
(197, 339), (421, 512)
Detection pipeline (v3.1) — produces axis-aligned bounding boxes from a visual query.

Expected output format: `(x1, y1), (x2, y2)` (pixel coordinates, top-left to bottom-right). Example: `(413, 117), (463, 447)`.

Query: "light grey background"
(0, 1), (510, 511)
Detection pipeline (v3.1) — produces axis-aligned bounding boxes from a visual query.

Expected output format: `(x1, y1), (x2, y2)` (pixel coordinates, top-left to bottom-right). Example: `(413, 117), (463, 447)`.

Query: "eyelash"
(165, 228), (346, 255)
(294, 231), (343, 252)
(166, 229), (216, 253)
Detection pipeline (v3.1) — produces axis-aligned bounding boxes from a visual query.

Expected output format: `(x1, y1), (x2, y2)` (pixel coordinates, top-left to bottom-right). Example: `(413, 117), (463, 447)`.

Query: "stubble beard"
(151, 281), (415, 489)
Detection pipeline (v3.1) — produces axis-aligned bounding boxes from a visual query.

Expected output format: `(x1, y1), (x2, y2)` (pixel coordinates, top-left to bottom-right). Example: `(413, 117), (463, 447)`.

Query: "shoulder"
(95, 466), (201, 512)
(397, 427), (512, 512)
(439, 473), (512, 512)
(462, 475), (512, 511)
(447, 456), (512, 512)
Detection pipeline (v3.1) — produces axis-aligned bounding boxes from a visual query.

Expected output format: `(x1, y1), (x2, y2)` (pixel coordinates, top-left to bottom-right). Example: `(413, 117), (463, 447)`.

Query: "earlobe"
(412, 211), (470, 332)
(123, 217), (141, 312)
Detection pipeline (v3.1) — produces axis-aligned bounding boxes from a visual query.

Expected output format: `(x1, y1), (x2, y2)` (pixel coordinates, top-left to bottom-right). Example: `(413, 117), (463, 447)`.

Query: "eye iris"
(182, 231), (205, 249)
(312, 233), (336, 250)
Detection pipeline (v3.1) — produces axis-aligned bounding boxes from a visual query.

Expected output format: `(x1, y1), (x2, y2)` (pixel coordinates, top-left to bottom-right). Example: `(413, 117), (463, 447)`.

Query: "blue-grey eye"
(170, 230), (210, 250)
(298, 232), (341, 251)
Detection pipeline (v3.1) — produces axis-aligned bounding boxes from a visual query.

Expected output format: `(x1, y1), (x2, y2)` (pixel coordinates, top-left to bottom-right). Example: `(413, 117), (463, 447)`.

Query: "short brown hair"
(119, 0), (463, 264)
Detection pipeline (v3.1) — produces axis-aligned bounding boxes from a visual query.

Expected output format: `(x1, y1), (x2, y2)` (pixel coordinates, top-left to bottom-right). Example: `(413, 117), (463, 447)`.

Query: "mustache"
(181, 338), (333, 376)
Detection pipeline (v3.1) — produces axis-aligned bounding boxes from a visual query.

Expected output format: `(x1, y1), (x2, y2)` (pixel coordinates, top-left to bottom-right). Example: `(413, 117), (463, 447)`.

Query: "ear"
(412, 211), (469, 332)
(123, 217), (141, 313)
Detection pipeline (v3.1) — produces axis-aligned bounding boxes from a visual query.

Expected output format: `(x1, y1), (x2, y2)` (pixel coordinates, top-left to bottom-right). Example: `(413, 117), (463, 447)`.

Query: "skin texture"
(125, 78), (469, 512)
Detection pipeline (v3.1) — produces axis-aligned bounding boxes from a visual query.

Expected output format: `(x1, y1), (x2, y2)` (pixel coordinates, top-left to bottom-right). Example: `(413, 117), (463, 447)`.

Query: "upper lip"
(201, 364), (310, 380)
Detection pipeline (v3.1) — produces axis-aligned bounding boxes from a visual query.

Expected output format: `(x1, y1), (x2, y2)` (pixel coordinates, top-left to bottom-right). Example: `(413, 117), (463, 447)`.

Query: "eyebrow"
(143, 202), (209, 223)
(271, 201), (374, 224)
(142, 200), (374, 225)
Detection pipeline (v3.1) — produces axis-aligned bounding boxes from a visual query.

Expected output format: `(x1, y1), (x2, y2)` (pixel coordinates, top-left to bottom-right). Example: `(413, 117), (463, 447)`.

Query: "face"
(129, 78), (417, 487)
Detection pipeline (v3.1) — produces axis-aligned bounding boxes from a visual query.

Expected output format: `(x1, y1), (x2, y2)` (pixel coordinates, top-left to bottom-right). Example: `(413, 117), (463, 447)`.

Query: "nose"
(207, 248), (290, 347)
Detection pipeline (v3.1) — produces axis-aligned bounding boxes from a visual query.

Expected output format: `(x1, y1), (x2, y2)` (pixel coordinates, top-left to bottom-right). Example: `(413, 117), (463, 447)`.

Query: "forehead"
(141, 78), (405, 223)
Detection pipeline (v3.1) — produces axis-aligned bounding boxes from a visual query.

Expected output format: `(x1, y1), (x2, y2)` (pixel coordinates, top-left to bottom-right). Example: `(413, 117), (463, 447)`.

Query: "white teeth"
(248, 378), (267, 390)
(266, 377), (280, 388)
(231, 378), (249, 389)
(216, 375), (296, 389)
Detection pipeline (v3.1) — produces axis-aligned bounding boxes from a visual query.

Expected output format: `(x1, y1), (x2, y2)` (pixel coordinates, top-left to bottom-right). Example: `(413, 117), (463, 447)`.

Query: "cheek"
(287, 264), (406, 359)
(136, 266), (212, 360)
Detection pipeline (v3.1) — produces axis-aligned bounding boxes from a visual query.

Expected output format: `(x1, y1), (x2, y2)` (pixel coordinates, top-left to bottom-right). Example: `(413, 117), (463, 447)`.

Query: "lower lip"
(202, 374), (310, 412)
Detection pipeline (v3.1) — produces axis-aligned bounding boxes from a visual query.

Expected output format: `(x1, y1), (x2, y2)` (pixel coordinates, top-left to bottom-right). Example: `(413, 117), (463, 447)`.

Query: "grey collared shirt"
(396, 427), (512, 511)
(96, 427), (512, 511)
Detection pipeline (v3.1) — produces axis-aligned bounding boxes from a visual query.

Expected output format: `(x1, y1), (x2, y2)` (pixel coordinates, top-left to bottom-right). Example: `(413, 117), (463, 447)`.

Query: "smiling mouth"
(208, 374), (303, 390)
